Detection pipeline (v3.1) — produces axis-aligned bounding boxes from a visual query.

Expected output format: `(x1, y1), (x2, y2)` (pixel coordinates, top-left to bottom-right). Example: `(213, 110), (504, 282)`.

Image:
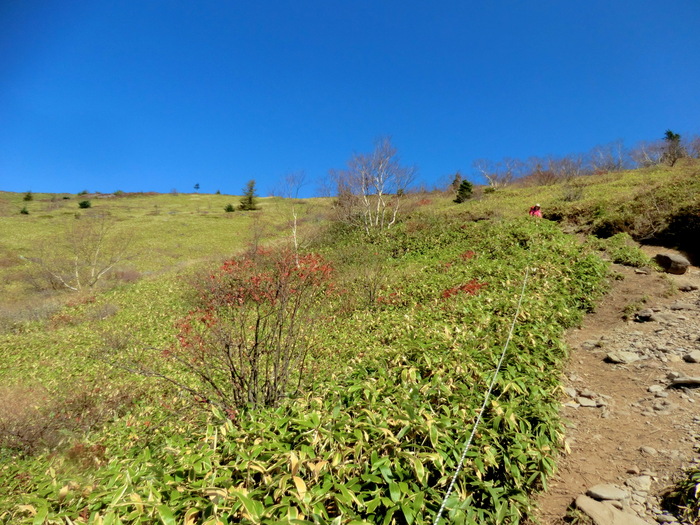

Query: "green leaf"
(32, 507), (48, 525)
(156, 505), (177, 525)
(389, 481), (400, 503)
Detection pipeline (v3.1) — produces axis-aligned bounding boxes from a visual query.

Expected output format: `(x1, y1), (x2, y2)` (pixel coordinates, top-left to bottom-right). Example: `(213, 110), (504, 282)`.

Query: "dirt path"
(533, 247), (700, 524)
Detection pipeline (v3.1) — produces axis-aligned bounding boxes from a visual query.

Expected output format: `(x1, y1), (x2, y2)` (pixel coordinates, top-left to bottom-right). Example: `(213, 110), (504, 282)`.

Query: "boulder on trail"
(654, 253), (690, 275)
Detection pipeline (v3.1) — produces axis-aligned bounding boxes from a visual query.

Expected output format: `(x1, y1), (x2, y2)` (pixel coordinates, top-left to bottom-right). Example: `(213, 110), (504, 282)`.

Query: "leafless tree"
(472, 158), (520, 188)
(330, 137), (415, 233)
(588, 140), (629, 173)
(272, 171), (308, 263)
(450, 171), (463, 192)
(630, 140), (665, 168)
(23, 212), (132, 292)
(686, 135), (700, 159)
(548, 154), (585, 181)
(523, 157), (558, 186)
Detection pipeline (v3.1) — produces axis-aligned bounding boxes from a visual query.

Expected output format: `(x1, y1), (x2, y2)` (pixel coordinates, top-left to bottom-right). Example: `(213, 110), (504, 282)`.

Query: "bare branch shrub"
(330, 137), (415, 233)
(0, 384), (140, 455)
(631, 140), (665, 168)
(686, 136), (700, 159)
(473, 158), (523, 188)
(588, 140), (630, 173)
(23, 212), (133, 292)
(124, 248), (335, 413)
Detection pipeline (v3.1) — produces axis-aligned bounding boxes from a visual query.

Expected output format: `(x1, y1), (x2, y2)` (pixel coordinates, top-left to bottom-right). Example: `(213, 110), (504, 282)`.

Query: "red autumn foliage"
(165, 248), (335, 410)
(441, 279), (487, 299)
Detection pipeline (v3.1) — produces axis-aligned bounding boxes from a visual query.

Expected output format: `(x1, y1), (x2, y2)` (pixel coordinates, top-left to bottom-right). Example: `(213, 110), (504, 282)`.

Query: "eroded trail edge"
(534, 252), (700, 525)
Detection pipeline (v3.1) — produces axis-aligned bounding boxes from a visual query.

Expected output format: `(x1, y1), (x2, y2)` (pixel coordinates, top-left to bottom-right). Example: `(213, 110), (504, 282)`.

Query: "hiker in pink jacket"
(528, 203), (542, 217)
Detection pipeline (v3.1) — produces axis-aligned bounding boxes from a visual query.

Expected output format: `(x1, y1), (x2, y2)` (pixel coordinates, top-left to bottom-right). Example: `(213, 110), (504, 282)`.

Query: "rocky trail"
(533, 248), (700, 525)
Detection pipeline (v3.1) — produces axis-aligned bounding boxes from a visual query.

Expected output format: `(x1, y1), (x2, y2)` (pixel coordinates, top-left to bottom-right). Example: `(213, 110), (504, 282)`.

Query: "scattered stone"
(654, 513), (677, 523)
(575, 495), (654, 525)
(635, 309), (655, 322)
(563, 386), (578, 398)
(647, 385), (665, 393)
(634, 267), (651, 275)
(640, 446), (657, 456)
(577, 397), (599, 407)
(669, 302), (694, 311)
(587, 484), (630, 501)
(606, 351), (640, 364)
(654, 253), (690, 275)
(683, 350), (700, 363)
(625, 475), (652, 493)
(678, 281), (698, 292)
(670, 376), (700, 386)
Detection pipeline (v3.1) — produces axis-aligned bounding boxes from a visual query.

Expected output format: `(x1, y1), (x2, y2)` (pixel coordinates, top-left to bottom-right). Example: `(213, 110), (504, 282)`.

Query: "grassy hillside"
(0, 164), (697, 524)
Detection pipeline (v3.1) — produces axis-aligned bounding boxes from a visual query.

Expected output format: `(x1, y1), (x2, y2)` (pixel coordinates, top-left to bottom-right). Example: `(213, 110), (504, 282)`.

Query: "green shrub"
(662, 468), (700, 523)
(23, 191), (33, 202)
(20, 207), (29, 215)
(78, 200), (92, 209)
(588, 232), (651, 267)
(224, 203), (235, 213)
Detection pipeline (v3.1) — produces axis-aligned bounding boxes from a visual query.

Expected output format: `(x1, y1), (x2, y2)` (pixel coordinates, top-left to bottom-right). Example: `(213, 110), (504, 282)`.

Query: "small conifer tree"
(454, 180), (473, 203)
(239, 180), (259, 211)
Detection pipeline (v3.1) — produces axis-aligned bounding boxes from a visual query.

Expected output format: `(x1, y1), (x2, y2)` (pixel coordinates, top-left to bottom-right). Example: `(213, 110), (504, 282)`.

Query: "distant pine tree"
(239, 180), (259, 211)
(454, 180), (473, 203)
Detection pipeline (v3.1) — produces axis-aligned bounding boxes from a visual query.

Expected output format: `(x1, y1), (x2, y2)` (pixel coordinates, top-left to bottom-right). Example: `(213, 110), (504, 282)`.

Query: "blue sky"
(1, 1), (699, 197)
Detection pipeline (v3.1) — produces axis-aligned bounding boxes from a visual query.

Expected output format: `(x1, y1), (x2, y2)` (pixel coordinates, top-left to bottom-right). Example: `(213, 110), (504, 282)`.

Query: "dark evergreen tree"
(239, 180), (259, 211)
(454, 179), (473, 203)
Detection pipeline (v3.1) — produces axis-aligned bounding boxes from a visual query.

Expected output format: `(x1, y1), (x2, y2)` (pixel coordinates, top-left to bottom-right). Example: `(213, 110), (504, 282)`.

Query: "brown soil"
(532, 246), (700, 524)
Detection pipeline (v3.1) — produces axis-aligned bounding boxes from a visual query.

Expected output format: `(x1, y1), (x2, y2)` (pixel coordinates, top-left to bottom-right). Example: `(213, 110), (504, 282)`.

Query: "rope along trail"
(433, 267), (531, 525)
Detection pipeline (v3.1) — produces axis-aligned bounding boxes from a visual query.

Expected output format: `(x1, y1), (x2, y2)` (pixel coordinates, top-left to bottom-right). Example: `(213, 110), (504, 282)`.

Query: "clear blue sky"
(2, 1), (699, 197)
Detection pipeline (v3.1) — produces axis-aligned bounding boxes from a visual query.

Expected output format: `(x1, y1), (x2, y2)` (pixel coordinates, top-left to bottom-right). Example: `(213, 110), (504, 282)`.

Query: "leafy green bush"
(0, 218), (609, 524)
(23, 191), (33, 202)
(587, 232), (651, 267)
(19, 207), (29, 215)
(662, 468), (700, 523)
(224, 203), (235, 213)
(78, 200), (91, 209)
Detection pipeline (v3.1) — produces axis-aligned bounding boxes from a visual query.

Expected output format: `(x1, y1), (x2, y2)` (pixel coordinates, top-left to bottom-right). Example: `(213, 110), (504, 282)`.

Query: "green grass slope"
(0, 165), (696, 524)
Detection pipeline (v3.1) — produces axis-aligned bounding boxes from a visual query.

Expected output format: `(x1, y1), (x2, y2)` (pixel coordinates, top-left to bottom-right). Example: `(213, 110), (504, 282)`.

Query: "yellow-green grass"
(0, 192), (333, 301)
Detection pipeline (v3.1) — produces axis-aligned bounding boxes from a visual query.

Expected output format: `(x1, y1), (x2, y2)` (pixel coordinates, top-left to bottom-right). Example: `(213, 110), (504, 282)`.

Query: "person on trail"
(528, 203), (542, 218)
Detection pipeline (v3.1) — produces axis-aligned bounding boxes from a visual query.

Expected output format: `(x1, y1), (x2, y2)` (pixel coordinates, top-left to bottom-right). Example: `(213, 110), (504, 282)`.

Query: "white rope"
(433, 267), (530, 525)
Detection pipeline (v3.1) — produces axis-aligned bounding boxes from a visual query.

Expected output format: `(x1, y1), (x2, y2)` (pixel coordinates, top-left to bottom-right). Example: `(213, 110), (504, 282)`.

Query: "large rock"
(605, 351), (640, 364)
(684, 350), (700, 363)
(575, 495), (654, 525)
(654, 253), (690, 275)
(586, 484), (630, 501)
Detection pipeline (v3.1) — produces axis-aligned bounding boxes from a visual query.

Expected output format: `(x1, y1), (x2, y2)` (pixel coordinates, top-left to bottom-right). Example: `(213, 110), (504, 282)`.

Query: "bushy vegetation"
(0, 210), (609, 523)
(1, 164), (697, 523)
(587, 232), (653, 268)
(662, 468), (700, 523)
